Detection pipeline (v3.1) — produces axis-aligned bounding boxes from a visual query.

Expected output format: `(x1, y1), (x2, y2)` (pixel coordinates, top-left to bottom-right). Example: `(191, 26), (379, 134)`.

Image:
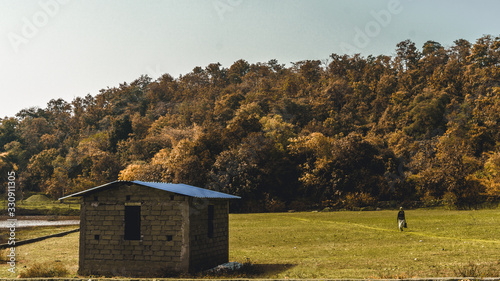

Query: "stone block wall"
(188, 199), (229, 272)
(78, 183), (190, 276)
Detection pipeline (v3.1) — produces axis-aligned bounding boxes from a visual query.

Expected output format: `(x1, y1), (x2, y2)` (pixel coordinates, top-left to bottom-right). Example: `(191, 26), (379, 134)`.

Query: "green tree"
(290, 132), (391, 206)
(478, 151), (500, 199)
(415, 133), (483, 208)
(228, 59), (250, 84)
(395, 39), (421, 71)
(0, 118), (19, 149)
(24, 148), (58, 193)
(108, 115), (133, 152)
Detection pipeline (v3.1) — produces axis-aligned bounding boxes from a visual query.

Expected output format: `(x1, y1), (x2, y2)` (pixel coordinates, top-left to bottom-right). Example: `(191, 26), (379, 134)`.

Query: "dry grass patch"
(0, 209), (498, 279)
(0, 231), (79, 278)
(18, 262), (69, 278)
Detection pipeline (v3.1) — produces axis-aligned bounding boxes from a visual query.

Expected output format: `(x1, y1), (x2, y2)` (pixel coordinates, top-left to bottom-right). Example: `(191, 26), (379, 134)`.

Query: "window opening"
(208, 205), (214, 238)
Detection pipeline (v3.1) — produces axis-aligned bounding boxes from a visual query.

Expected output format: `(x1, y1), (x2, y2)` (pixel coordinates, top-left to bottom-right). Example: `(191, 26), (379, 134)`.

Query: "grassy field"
(0, 208), (499, 278)
(0, 225), (79, 244)
(0, 231), (79, 278)
(229, 209), (500, 278)
(0, 195), (80, 216)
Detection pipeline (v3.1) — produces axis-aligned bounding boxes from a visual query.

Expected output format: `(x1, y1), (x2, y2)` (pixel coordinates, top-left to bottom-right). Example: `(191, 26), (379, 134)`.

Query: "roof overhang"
(58, 180), (241, 201)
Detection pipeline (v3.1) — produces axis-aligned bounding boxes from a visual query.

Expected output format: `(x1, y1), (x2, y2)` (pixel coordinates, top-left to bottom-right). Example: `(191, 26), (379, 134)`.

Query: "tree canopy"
(1, 35), (500, 211)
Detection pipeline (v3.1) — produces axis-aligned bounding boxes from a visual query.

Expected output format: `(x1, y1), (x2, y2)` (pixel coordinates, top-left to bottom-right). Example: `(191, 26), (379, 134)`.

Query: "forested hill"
(1, 36), (500, 211)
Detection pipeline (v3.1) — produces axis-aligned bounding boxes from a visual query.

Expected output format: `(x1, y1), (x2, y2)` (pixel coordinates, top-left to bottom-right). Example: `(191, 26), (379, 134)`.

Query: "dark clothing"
(397, 210), (405, 221)
(397, 210), (406, 231)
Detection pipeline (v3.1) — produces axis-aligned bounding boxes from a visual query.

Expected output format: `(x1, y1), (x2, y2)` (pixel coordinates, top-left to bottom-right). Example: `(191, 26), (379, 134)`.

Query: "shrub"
(288, 199), (312, 211)
(343, 192), (376, 210)
(453, 261), (500, 278)
(454, 261), (481, 277)
(264, 194), (286, 212)
(443, 191), (458, 209)
(18, 262), (68, 278)
(421, 192), (443, 208)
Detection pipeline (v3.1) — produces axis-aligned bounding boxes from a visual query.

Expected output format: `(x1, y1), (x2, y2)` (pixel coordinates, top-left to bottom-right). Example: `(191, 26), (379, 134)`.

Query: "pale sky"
(1, 0), (499, 118)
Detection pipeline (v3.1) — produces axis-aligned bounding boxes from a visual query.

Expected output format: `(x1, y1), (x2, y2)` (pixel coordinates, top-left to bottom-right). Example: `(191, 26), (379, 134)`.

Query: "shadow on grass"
(198, 262), (297, 278)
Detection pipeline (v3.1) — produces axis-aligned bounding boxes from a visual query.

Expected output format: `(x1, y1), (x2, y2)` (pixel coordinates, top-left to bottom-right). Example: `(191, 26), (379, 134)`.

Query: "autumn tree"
(2, 35), (499, 209)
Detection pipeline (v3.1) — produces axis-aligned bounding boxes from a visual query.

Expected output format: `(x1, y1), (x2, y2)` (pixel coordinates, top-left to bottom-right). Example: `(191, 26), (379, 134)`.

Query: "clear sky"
(1, 0), (499, 118)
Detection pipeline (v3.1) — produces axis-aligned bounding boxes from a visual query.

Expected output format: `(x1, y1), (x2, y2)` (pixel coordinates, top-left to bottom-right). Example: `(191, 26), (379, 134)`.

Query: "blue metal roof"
(132, 181), (240, 199)
(58, 180), (241, 200)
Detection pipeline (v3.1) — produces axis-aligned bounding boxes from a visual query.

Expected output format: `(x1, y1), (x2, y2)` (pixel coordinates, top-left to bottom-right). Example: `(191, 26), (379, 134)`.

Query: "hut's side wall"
(188, 199), (229, 272)
(78, 183), (190, 276)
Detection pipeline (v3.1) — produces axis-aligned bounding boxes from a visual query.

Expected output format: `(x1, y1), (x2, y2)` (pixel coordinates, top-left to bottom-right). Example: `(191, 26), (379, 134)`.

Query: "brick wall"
(78, 183), (190, 276)
(188, 199), (229, 272)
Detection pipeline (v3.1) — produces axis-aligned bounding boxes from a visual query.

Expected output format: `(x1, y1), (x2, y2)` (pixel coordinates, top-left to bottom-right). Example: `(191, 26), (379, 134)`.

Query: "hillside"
(0, 36), (499, 211)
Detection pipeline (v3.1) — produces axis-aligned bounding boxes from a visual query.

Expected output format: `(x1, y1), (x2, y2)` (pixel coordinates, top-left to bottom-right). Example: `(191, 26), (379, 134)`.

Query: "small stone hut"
(59, 180), (240, 276)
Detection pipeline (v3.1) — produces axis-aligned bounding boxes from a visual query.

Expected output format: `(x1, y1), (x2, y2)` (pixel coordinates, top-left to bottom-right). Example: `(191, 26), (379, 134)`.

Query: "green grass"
(0, 232), (79, 278)
(0, 208), (499, 278)
(228, 209), (500, 278)
(23, 194), (53, 204)
(0, 225), (79, 244)
(0, 196), (80, 216)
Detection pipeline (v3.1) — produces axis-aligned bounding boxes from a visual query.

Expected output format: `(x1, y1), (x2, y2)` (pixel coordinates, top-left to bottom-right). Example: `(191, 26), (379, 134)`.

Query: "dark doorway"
(124, 206), (141, 240)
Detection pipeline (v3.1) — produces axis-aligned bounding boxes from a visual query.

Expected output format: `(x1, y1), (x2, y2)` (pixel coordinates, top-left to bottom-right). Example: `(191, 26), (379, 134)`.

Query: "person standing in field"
(397, 207), (406, 231)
